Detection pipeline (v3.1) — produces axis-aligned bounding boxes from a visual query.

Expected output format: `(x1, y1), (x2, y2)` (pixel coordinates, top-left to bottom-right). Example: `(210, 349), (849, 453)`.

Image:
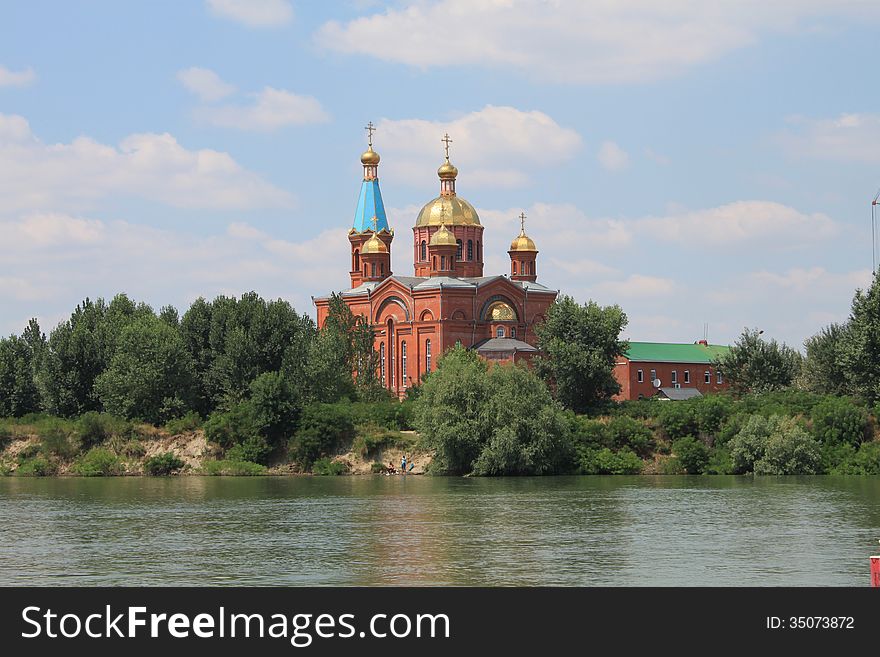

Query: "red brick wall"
(613, 359), (730, 400)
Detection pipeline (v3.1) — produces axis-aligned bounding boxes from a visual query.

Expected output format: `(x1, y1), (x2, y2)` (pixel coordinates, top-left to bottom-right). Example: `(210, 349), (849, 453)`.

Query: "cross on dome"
(365, 121), (376, 147)
(441, 133), (452, 160)
(519, 211), (527, 233)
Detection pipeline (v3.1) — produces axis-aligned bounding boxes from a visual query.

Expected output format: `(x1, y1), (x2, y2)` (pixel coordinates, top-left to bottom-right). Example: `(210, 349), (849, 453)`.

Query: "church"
(314, 126), (558, 398)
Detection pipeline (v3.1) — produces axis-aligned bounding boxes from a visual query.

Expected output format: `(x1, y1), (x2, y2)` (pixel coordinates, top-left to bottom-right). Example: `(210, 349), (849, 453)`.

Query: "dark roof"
(657, 387), (703, 401)
(471, 338), (539, 353)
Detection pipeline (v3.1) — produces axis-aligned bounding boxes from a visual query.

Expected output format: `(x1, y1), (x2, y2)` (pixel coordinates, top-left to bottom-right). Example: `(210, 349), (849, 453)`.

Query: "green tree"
(534, 295), (628, 413)
(414, 345), (493, 474)
(798, 323), (849, 396)
(714, 328), (802, 395)
(248, 371), (300, 445)
(810, 397), (868, 447)
(95, 316), (196, 424)
(840, 273), (880, 403)
(729, 414), (820, 474)
(671, 437), (709, 474)
(0, 333), (41, 417)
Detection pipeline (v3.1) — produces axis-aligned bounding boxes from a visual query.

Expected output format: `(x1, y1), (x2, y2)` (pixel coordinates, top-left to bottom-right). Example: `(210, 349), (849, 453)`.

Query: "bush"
(370, 461), (386, 473)
(671, 436), (709, 474)
(692, 395), (733, 437)
(143, 452), (185, 475)
(578, 447), (643, 474)
(201, 459), (267, 476)
(312, 457), (349, 476)
(289, 403), (356, 467)
(16, 456), (56, 476)
(163, 411), (203, 435)
(705, 446), (734, 474)
(657, 402), (698, 441)
(570, 416), (609, 449)
(829, 441), (880, 475)
(225, 435), (273, 465)
(606, 416), (654, 457)
(38, 420), (78, 459)
(811, 397), (868, 447)
(71, 448), (123, 476)
(658, 455), (685, 474)
(204, 403), (259, 449)
(729, 415), (821, 475)
(0, 424), (13, 450)
(77, 412), (128, 448)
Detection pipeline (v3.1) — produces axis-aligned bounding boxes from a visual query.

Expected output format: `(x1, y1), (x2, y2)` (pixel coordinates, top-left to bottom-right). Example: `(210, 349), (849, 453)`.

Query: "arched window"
(380, 343), (386, 387)
(511, 327), (516, 338)
(520, 260), (525, 275)
(425, 339), (431, 373)
(387, 319), (395, 389)
(441, 256), (446, 270)
(467, 240), (473, 260)
(496, 326), (505, 338)
(432, 255), (437, 270)
(420, 240), (426, 261)
(380, 262), (385, 275)
(401, 342), (407, 388)
(456, 239), (463, 261)
(530, 261), (535, 275)
(512, 261), (517, 275)
(353, 249), (360, 271)
(371, 262), (376, 277)
(477, 241), (481, 261)
(363, 264), (367, 276)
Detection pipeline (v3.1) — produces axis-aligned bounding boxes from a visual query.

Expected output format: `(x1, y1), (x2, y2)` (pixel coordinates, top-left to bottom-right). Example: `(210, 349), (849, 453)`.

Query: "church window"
(467, 240), (473, 260)
(426, 339), (431, 373)
(354, 249), (360, 271)
(520, 260), (525, 275)
(420, 240), (426, 261)
(511, 328), (516, 338)
(380, 262), (385, 275)
(371, 263), (376, 277)
(363, 264), (367, 276)
(496, 326), (505, 338)
(401, 341), (407, 388)
(512, 261), (517, 275)
(477, 241), (482, 261)
(380, 343), (386, 387)
(456, 239), (463, 260)
(432, 256), (437, 270)
(530, 261), (535, 276)
(638, 369), (644, 383)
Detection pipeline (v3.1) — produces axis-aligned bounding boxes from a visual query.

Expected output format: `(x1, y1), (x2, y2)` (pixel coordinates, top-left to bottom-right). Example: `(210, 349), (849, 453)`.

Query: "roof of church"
(352, 178), (389, 233)
(320, 275), (556, 300)
(471, 337), (539, 353)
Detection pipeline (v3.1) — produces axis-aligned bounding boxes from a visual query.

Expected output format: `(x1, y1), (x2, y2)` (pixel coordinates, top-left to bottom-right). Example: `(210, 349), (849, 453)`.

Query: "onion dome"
(362, 231), (388, 254)
(510, 228), (537, 252)
(429, 223), (457, 246)
(437, 159), (458, 179)
(361, 146), (380, 166)
(416, 196), (480, 227)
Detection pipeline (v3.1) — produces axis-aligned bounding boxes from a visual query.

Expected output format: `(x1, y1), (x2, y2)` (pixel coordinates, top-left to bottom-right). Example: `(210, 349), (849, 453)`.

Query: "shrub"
(570, 417), (609, 449)
(0, 424), (12, 450)
(671, 436), (709, 474)
(77, 412), (128, 449)
(16, 456), (56, 476)
(38, 420), (78, 459)
(289, 403), (356, 467)
(606, 416), (654, 457)
(204, 403), (258, 449)
(201, 459), (267, 476)
(705, 446), (734, 475)
(72, 447), (123, 476)
(370, 461), (386, 473)
(312, 457), (349, 475)
(831, 441), (880, 475)
(811, 397), (868, 447)
(657, 402), (698, 441)
(351, 429), (412, 458)
(143, 452), (185, 475)
(17, 443), (40, 462)
(225, 435), (273, 465)
(658, 455), (685, 475)
(692, 395), (733, 437)
(730, 415), (821, 475)
(163, 411), (203, 435)
(579, 447), (642, 474)
(820, 442), (857, 473)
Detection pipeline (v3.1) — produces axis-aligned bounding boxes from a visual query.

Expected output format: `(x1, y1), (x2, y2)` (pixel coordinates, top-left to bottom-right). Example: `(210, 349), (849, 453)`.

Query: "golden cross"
(371, 215), (378, 232)
(441, 133), (452, 159)
(519, 211), (526, 232)
(365, 121), (376, 147)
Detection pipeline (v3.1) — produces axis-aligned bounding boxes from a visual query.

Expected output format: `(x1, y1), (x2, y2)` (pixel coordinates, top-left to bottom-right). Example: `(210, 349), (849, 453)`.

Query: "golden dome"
(509, 229), (537, 252)
(429, 223), (457, 247)
(437, 158), (458, 179)
(361, 147), (380, 166)
(488, 301), (516, 321)
(416, 195), (480, 227)
(362, 232), (387, 254)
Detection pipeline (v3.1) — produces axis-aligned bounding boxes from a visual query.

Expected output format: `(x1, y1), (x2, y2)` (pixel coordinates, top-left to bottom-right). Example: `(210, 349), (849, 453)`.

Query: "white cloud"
(592, 274), (676, 300)
(597, 141), (629, 171)
(636, 201), (837, 246)
(0, 213), (348, 335)
(315, 1), (880, 84)
(206, 0), (293, 27)
(375, 106), (581, 188)
(194, 87), (329, 131)
(780, 113), (880, 163)
(0, 113), (293, 213)
(0, 65), (35, 87)
(177, 67), (236, 102)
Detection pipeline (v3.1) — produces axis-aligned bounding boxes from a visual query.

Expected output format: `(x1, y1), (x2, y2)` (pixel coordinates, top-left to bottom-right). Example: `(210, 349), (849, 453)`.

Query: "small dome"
(361, 147), (380, 166)
(437, 158), (458, 179)
(510, 229), (537, 252)
(429, 224), (457, 247)
(416, 195), (480, 227)
(362, 232), (387, 254)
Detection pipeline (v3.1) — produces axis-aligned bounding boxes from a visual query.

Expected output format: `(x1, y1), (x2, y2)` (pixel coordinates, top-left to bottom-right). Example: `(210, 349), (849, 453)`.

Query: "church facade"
(314, 129), (558, 398)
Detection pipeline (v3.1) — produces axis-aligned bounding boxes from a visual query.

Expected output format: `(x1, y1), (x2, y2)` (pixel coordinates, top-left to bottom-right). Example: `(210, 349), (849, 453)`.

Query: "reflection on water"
(0, 475), (877, 586)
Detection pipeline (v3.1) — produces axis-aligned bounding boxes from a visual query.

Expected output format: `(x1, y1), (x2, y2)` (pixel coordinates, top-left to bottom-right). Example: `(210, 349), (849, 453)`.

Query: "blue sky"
(1, 0), (879, 348)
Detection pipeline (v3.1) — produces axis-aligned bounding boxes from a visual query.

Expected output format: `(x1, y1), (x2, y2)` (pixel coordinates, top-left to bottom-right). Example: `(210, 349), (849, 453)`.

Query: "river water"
(0, 475), (877, 586)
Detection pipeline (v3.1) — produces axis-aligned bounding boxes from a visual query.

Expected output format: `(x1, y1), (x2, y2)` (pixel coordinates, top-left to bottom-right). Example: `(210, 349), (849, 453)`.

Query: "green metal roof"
(624, 342), (729, 364)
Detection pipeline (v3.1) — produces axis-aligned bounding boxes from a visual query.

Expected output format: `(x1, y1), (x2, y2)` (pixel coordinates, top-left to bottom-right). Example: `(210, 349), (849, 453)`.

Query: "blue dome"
(352, 179), (389, 233)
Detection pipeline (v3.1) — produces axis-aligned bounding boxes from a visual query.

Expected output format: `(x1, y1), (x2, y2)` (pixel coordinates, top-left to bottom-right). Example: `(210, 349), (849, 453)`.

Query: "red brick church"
(315, 127), (558, 397)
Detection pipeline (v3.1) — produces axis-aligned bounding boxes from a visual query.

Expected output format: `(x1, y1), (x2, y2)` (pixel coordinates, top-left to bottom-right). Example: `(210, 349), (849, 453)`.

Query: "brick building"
(613, 341), (730, 401)
(314, 130), (557, 397)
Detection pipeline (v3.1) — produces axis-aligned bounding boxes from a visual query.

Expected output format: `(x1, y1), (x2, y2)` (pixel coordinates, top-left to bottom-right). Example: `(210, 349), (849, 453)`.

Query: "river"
(0, 475), (877, 586)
